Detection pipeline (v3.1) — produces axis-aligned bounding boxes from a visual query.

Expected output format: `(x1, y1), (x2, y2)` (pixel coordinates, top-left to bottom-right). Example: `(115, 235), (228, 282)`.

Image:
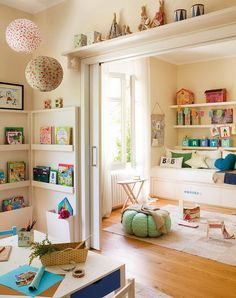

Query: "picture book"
(7, 161), (25, 183)
(33, 166), (50, 183)
(5, 127), (24, 144)
(0, 171), (5, 184)
(58, 164), (73, 186)
(55, 127), (72, 145)
(40, 126), (54, 144)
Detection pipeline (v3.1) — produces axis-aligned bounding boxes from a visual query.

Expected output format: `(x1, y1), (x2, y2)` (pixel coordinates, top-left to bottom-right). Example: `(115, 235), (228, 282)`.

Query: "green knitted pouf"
(122, 209), (171, 238)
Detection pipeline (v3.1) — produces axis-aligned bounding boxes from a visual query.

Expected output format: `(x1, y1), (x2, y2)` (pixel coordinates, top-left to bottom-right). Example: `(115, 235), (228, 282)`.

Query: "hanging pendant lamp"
(25, 56), (63, 92)
(6, 19), (41, 53)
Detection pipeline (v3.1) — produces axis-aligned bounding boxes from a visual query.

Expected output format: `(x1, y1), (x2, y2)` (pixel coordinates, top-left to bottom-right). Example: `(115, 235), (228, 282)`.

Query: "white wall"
(0, 4), (33, 110)
(149, 57), (177, 166)
(31, 0), (236, 109)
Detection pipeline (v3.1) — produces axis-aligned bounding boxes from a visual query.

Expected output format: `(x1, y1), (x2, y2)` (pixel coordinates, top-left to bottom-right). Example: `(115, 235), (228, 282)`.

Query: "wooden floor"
(101, 199), (236, 298)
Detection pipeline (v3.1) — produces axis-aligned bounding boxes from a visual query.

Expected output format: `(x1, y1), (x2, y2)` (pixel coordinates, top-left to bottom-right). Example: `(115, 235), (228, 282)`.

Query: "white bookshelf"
(0, 110), (32, 231)
(31, 107), (79, 241)
(170, 101), (236, 109)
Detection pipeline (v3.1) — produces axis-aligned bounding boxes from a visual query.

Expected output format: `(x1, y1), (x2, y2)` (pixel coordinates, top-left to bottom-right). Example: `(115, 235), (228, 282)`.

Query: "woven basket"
(40, 242), (88, 266)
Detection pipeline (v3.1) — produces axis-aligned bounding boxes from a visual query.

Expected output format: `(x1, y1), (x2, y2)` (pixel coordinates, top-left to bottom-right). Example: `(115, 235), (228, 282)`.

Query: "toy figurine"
(138, 6), (151, 31)
(150, 0), (165, 28)
(108, 13), (121, 39)
(44, 99), (51, 109)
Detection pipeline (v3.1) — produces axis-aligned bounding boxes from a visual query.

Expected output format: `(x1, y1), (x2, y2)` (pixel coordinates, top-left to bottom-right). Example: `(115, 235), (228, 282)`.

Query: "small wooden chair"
(0, 226), (17, 237)
(112, 278), (135, 298)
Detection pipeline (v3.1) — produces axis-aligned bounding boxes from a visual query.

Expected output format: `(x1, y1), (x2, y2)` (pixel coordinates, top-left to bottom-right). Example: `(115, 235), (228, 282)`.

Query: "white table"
(0, 231), (126, 298)
(117, 179), (146, 213)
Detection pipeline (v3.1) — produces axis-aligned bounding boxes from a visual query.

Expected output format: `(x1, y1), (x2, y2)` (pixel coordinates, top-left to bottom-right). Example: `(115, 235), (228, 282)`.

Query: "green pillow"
(171, 152), (192, 168)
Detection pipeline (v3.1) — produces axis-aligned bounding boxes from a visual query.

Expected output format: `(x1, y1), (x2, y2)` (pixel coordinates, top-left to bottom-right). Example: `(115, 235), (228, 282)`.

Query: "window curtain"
(101, 58), (151, 217)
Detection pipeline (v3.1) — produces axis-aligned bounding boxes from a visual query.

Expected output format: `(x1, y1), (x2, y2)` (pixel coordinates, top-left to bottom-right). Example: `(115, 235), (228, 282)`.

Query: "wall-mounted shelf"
(175, 146), (236, 151)
(0, 180), (30, 191)
(0, 144), (30, 151)
(170, 101), (236, 109)
(32, 181), (74, 194)
(32, 144), (74, 152)
(174, 124), (234, 128)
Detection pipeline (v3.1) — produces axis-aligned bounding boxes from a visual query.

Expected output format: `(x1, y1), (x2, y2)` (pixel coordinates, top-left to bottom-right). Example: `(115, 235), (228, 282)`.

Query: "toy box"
(2, 196), (25, 212)
(205, 89), (226, 103)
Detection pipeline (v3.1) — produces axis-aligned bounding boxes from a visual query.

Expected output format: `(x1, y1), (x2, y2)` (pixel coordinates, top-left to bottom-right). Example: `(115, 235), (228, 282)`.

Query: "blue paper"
(0, 265), (64, 297)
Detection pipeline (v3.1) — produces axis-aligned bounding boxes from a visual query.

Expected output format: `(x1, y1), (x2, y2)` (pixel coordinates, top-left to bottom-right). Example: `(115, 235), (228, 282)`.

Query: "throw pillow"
(185, 153), (208, 169)
(222, 151), (236, 169)
(166, 148), (194, 158)
(205, 158), (217, 169)
(171, 152), (192, 168)
(214, 154), (236, 171)
(196, 150), (221, 159)
(159, 157), (183, 168)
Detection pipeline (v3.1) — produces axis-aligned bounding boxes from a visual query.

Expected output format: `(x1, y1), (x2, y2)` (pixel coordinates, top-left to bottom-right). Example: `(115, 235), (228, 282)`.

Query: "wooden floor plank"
(100, 199), (236, 298)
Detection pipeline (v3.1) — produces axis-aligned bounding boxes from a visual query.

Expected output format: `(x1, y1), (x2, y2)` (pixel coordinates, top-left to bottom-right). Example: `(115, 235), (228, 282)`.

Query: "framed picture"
(219, 126), (230, 138)
(211, 108), (233, 124)
(0, 82), (24, 110)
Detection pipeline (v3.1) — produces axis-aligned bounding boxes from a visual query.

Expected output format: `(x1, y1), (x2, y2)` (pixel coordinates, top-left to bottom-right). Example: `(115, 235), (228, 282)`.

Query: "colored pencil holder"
(18, 229), (34, 247)
(191, 4), (204, 17)
(174, 9), (187, 22)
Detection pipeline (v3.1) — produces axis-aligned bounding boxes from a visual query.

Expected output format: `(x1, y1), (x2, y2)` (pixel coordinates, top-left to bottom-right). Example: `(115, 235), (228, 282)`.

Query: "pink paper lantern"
(6, 19), (41, 53)
(25, 56), (63, 92)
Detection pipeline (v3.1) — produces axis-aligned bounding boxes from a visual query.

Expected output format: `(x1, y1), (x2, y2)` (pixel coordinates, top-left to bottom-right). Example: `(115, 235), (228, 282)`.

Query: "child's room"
(1, 1), (236, 297)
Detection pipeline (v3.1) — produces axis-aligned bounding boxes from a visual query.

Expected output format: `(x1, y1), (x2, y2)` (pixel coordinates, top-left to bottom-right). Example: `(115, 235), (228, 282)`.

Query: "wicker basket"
(40, 242), (88, 266)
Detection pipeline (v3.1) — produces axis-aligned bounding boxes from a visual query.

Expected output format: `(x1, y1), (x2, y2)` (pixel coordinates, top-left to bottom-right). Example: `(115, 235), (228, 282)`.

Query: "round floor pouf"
(122, 209), (171, 237)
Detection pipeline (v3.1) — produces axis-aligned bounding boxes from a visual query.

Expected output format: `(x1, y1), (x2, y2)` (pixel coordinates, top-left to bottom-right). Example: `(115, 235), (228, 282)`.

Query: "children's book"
(58, 164), (73, 186)
(7, 161), (25, 183)
(0, 171), (5, 184)
(40, 126), (53, 144)
(55, 127), (72, 145)
(5, 127), (24, 144)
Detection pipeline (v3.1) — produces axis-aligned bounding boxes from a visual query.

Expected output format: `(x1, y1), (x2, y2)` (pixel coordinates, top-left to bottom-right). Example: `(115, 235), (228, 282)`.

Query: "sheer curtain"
(101, 58), (151, 217)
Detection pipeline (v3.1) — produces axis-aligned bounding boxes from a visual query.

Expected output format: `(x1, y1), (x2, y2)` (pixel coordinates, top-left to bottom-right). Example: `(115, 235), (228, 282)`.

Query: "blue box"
(209, 139), (218, 147)
(189, 139), (200, 147)
(200, 139), (209, 147)
(221, 139), (231, 147)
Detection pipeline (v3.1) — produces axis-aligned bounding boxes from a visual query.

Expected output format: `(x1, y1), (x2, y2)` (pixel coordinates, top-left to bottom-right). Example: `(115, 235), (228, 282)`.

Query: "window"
(107, 73), (134, 167)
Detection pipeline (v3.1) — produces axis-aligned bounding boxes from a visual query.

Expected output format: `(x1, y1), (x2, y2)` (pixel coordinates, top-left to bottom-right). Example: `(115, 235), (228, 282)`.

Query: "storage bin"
(189, 139), (200, 147)
(205, 89), (226, 103)
(200, 139), (209, 147)
(221, 139), (232, 147)
(46, 210), (74, 242)
(209, 139), (218, 147)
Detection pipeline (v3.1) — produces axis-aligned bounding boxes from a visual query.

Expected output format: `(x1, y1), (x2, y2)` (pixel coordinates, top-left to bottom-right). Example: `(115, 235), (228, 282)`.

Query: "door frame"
(79, 20), (236, 249)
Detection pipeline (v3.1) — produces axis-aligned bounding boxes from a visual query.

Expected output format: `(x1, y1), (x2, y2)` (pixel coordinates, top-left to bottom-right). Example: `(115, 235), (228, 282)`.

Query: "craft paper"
(0, 265), (64, 297)
(28, 265), (45, 291)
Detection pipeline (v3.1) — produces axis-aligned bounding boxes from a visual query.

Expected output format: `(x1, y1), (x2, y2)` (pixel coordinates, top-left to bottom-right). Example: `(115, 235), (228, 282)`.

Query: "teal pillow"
(214, 154), (236, 171)
(171, 152), (192, 168)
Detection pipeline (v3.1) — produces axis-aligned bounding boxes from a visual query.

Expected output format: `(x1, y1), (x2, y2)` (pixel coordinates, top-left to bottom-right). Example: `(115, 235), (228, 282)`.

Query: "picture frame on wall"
(0, 82), (24, 110)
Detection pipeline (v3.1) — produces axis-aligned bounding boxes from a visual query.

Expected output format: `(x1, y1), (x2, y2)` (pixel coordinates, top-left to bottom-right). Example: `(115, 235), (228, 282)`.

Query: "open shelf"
(32, 144), (74, 152)
(32, 180), (74, 194)
(0, 180), (30, 191)
(0, 144), (30, 151)
(170, 101), (236, 108)
(174, 124), (234, 128)
(175, 146), (236, 150)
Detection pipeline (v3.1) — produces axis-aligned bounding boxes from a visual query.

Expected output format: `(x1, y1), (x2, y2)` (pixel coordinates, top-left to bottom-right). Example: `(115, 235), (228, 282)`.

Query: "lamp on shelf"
(25, 56), (63, 92)
(6, 19), (41, 53)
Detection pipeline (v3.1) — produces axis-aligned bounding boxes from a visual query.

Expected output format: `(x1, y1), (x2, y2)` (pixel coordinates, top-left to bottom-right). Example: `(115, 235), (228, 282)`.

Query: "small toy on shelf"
(87, 31), (101, 45)
(138, 6), (151, 31)
(49, 169), (58, 184)
(174, 9), (187, 22)
(191, 4), (205, 18)
(150, 0), (165, 28)
(55, 97), (63, 108)
(44, 99), (51, 109)
(74, 33), (87, 47)
(121, 25), (132, 36)
(176, 88), (194, 105)
(108, 13), (121, 39)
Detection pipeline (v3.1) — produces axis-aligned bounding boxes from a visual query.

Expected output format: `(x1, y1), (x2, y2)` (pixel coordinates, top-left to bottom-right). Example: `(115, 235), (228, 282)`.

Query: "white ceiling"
(0, 0), (64, 14)
(155, 39), (236, 65)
